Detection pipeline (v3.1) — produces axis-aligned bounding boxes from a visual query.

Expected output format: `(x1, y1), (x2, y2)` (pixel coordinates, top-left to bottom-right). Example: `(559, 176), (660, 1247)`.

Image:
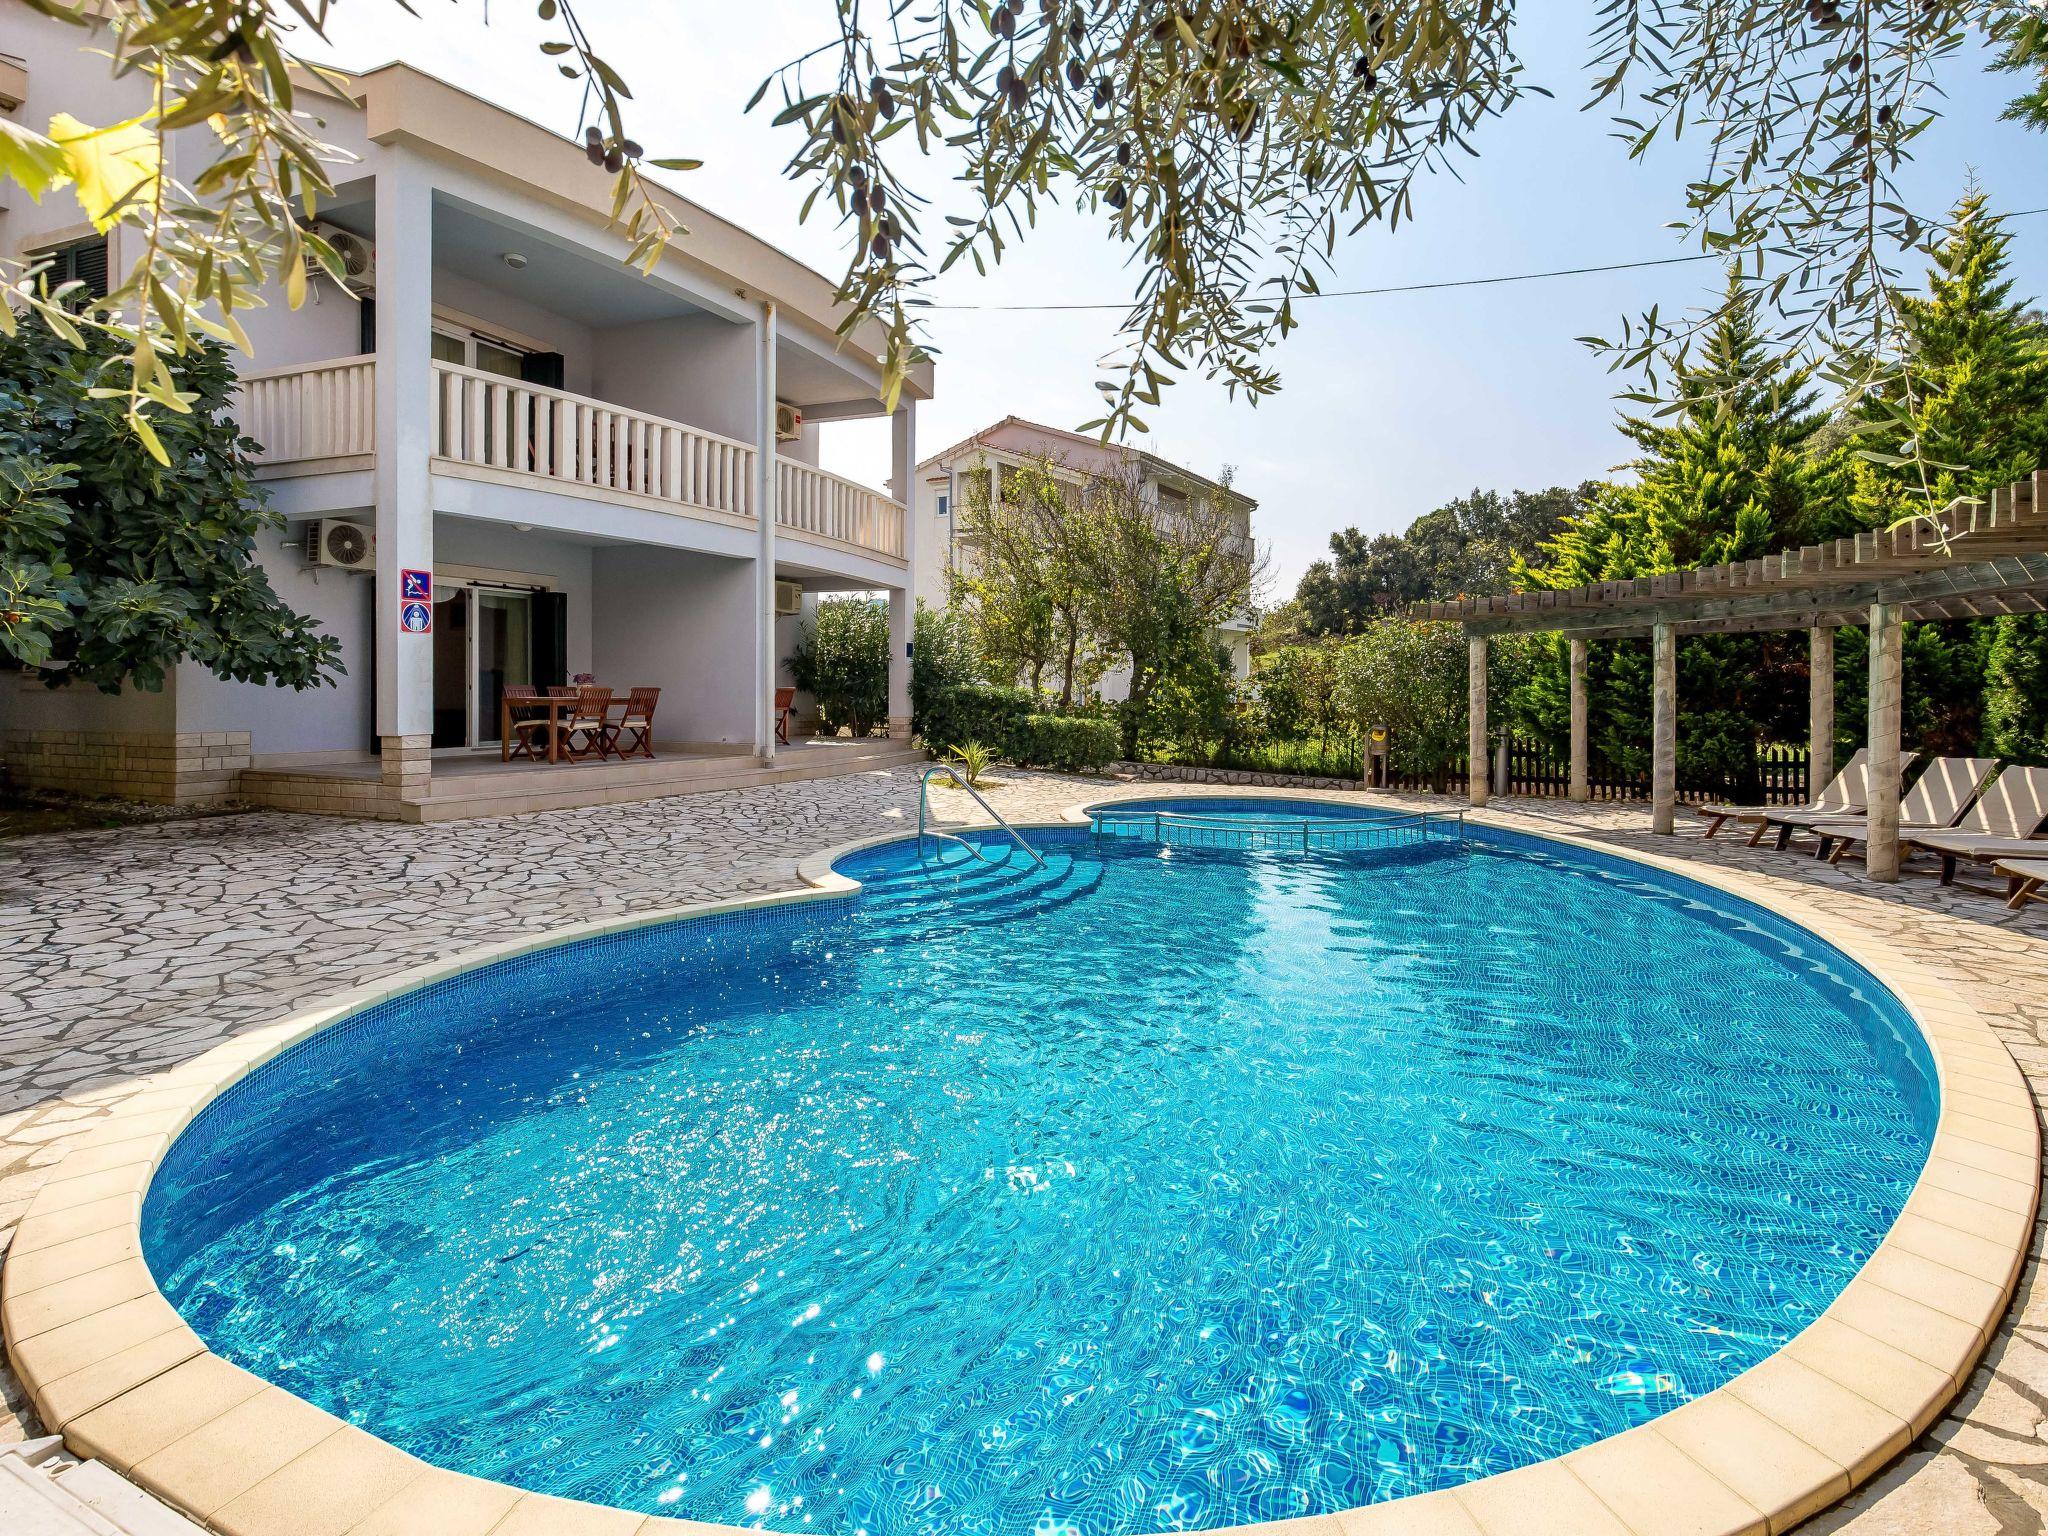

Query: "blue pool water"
(144, 808), (1936, 1535)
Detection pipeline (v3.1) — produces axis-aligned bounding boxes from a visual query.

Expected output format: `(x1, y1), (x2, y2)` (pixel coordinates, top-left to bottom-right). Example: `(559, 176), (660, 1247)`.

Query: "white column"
(887, 403), (918, 739)
(1568, 638), (1590, 802)
(1866, 602), (1904, 882)
(754, 303), (778, 760)
(373, 155), (435, 804)
(1651, 622), (1676, 834)
(1808, 626), (1835, 796)
(1467, 633), (1488, 807)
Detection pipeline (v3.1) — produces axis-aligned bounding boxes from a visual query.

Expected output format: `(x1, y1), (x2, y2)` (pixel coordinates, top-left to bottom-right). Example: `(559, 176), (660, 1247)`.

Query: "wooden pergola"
(1413, 470), (2048, 881)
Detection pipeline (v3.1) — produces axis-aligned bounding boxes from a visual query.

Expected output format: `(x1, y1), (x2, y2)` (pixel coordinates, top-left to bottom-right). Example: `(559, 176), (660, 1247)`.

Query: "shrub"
(911, 601), (981, 724)
(918, 682), (1035, 758)
(790, 597), (888, 735)
(918, 683), (1118, 773)
(1209, 738), (1363, 779)
(1332, 618), (1470, 791)
(1011, 714), (1120, 773)
(1251, 644), (1349, 749)
(2, 317), (342, 691)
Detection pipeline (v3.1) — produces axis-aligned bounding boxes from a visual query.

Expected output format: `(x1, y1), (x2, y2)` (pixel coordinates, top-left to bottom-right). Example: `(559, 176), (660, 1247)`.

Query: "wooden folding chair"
(503, 685), (548, 761)
(561, 686), (615, 760)
(611, 687), (660, 759)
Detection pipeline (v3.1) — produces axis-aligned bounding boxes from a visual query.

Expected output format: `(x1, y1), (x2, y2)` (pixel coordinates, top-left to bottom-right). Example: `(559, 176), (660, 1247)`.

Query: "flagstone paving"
(2, 767), (2045, 1534)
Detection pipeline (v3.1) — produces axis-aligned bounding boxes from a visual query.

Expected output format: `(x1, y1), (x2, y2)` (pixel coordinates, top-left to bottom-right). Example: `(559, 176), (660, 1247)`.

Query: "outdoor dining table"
(500, 693), (580, 763)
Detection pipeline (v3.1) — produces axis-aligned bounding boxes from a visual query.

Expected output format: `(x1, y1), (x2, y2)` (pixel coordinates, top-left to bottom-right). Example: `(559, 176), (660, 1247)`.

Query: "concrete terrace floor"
(2, 767), (2046, 1535)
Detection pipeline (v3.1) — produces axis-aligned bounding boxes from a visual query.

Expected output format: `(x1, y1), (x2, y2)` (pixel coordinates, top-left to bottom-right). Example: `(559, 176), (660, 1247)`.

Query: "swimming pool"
(142, 804), (1938, 1536)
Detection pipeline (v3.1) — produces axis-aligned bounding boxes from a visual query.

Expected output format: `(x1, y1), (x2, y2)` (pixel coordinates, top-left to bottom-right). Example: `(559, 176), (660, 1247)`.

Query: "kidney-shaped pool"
(143, 808), (1936, 1536)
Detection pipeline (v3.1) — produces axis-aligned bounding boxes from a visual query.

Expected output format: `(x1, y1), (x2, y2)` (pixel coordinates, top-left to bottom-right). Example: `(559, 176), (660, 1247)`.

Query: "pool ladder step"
(861, 847), (1104, 931)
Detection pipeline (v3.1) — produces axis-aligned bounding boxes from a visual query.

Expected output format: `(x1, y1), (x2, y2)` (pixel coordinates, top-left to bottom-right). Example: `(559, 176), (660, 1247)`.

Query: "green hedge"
(917, 684), (1119, 773)
(917, 683), (1034, 757)
(1011, 714), (1120, 773)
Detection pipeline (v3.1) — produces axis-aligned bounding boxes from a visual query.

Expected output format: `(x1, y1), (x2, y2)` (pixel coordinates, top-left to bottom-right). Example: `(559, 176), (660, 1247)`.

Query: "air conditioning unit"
(305, 222), (375, 295)
(774, 579), (803, 617)
(774, 402), (803, 443)
(303, 518), (375, 571)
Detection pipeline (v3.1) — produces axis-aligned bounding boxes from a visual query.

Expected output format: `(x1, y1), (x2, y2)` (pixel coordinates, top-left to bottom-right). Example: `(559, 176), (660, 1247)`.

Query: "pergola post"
(1866, 601), (1904, 882)
(1568, 638), (1590, 802)
(1808, 626), (1835, 796)
(1651, 622), (1676, 834)
(1467, 632), (1488, 807)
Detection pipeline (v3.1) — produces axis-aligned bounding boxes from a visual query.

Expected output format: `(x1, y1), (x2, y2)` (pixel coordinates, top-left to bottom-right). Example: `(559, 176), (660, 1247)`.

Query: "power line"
(918, 206), (2048, 313)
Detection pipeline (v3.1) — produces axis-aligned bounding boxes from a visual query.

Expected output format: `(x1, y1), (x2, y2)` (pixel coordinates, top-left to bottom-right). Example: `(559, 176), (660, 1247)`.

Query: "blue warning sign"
(400, 600), (432, 635)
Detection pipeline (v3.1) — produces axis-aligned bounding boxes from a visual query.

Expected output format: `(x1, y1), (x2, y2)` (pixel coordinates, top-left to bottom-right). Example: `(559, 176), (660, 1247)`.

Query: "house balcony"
(234, 355), (908, 569)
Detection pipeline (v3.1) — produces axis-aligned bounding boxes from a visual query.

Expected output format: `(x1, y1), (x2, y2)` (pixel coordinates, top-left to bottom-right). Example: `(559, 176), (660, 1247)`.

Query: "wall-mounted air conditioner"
(774, 402), (803, 443)
(305, 222), (376, 295)
(775, 579), (803, 617)
(303, 518), (375, 570)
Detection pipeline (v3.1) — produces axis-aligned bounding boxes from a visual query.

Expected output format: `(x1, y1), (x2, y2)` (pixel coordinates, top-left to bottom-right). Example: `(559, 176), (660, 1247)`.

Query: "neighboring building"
(914, 417), (1256, 699)
(0, 9), (931, 820)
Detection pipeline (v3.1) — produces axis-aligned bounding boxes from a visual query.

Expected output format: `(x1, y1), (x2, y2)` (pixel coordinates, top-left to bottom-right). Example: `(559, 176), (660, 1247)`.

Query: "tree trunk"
(1059, 616), (1078, 709)
(1120, 661), (1150, 759)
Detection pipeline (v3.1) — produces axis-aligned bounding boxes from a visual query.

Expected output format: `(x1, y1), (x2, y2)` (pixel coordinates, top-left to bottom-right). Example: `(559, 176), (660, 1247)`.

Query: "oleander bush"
(789, 596), (889, 736)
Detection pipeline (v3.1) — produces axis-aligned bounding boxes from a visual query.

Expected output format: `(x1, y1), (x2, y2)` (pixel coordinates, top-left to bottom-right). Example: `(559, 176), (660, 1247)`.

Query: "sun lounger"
(1905, 765), (2048, 883)
(1696, 748), (1874, 843)
(1764, 755), (1998, 863)
(1997, 857), (2048, 911)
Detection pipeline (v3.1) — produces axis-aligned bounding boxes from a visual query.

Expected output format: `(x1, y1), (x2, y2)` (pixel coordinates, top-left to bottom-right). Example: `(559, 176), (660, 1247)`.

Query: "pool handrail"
(918, 764), (1047, 869)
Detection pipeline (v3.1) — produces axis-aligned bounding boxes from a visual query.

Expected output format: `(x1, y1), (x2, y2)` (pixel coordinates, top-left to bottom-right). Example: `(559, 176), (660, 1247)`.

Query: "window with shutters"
(38, 236), (109, 305)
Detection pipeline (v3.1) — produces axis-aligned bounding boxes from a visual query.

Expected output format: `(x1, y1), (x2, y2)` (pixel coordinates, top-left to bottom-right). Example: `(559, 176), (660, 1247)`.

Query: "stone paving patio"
(2, 766), (2045, 1534)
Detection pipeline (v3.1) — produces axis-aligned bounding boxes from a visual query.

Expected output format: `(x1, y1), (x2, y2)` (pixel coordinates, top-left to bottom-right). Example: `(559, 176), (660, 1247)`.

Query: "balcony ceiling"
(318, 197), (710, 329)
(433, 203), (708, 329)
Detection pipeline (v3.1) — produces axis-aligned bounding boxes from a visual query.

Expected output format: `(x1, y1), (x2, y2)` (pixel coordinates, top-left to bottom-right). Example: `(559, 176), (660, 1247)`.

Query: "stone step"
(403, 745), (924, 822)
(424, 748), (766, 797)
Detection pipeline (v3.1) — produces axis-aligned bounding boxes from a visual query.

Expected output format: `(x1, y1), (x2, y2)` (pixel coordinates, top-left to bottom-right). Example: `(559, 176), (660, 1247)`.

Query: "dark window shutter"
(43, 237), (109, 306)
(533, 592), (569, 688)
(520, 351), (566, 390)
(366, 572), (381, 753)
(358, 295), (377, 356)
(70, 238), (108, 298)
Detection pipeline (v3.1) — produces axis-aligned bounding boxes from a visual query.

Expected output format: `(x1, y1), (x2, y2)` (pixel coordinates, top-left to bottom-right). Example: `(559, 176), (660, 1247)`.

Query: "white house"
(914, 417), (1255, 700)
(0, 10), (931, 820)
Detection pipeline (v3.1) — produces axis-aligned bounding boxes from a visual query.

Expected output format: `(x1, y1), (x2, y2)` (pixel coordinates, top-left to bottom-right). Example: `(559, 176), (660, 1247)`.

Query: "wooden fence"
(1385, 738), (1811, 805)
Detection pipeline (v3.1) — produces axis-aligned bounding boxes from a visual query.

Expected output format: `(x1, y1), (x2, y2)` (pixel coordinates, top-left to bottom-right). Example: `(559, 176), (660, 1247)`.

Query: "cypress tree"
(1515, 276), (1853, 795)
(1856, 190), (2048, 758)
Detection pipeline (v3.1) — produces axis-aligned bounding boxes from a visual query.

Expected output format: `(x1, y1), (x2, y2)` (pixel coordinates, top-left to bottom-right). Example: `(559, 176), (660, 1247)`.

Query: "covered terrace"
(1418, 469), (2048, 881)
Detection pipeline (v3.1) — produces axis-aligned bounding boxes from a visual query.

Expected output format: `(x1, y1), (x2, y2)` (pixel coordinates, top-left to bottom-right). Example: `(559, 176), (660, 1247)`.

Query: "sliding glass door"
(429, 582), (540, 751)
(474, 591), (533, 747)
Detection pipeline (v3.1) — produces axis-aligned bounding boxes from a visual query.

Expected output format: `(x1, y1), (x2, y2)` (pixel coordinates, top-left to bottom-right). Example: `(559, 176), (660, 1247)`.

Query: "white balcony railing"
(235, 356), (906, 563)
(431, 361), (755, 521)
(238, 354), (376, 467)
(777, 460), (905, 558)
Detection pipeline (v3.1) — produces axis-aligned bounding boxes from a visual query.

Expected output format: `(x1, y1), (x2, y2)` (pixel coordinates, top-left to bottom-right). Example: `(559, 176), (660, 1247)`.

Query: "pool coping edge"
(0, 787), (2032, 1536)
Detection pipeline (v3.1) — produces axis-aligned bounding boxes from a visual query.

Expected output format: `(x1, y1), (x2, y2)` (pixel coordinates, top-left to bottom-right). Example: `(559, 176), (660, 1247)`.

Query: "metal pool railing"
(918, 764), (1046, 869)
(1088, 806), (1468, 853)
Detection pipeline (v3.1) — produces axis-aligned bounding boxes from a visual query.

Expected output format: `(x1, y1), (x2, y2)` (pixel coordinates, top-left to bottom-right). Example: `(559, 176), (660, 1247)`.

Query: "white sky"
(300, 2), (2048, 593)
